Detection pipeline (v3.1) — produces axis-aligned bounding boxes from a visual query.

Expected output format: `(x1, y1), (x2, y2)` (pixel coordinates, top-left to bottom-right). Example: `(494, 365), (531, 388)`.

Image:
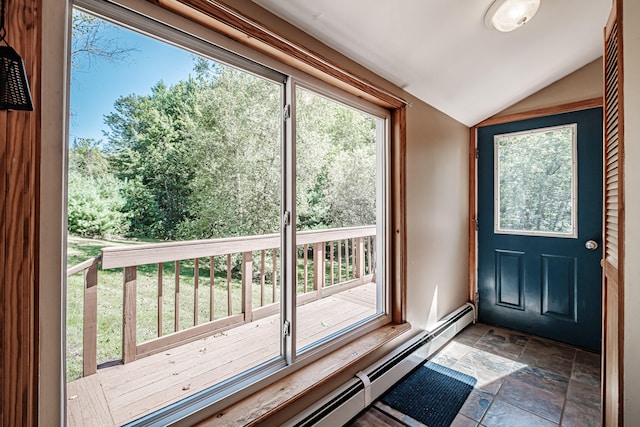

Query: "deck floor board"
(68, 283), (377, 426)
(67, 374), (114, 426)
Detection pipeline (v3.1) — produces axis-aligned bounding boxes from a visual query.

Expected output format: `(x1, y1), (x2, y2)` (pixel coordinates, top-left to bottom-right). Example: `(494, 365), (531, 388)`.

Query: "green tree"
(67, 137), (128, 237)
(69, 137), (110, 177)
(295, 87), (377, 229)
(323, 144), (377, 227)
(497, 127), (574, 233)
(100, 55), (378, 241)
(67, 171), (127, 237)
(104, 79), (200, 239)
(178, 63), (282, 238)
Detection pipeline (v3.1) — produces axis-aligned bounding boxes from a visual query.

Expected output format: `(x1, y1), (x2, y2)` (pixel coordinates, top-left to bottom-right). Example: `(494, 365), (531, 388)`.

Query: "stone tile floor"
(348, 323), (601, 427)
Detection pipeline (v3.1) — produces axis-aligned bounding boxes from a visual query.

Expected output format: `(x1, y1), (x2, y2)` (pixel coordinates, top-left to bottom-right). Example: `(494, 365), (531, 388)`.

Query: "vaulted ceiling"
(252, 0), (610, 126)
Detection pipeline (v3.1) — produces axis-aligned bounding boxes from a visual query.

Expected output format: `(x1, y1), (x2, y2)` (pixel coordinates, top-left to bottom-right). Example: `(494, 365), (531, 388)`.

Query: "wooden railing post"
(83, 262), (98, 376)
(123, 266), (137, 363)
(366, 237), (371, 275)
(355, 237), (365, 279)
(242, 251), (253, 322)
(338, 240), (343, 283)
(260, 250), (266, 306)
(227, 254), (233, 316)
(158, 263), (163, 337)
(373, 236), (377, 274)
(303, 244), (309, 293)
(272, 249), (278, 303)
(313, 242), (325, 298)
(175, 261), (180, 332)
(194, 258), (199, 326)
(209, 256), (215, 321)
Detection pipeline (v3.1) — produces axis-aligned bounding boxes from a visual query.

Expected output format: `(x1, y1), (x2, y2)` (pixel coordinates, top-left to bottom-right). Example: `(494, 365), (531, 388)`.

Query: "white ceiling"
(252, 0), (610, 126)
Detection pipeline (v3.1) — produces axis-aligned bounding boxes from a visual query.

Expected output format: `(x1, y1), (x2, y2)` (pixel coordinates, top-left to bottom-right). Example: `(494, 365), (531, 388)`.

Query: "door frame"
(469, 97), (603, 308)
(475, 107), (604, 351)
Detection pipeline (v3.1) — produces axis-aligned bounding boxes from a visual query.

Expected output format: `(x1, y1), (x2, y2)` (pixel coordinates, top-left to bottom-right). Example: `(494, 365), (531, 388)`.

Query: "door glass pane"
(66, 9), (283, 425)
(295, 87), (384, 354)
(494, 124), (577, 237)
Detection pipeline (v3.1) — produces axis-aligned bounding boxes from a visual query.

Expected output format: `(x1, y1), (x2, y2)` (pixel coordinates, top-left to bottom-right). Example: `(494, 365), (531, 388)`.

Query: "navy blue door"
(477, 108), (602, 351)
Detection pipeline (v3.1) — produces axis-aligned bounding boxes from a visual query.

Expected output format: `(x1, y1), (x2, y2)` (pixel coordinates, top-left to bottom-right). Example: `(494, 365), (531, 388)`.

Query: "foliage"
(104, 79), (200, 239)
(69, 137), (110, 177)
(67, 170), (128, 237)
(176, 63), (282, 239)
(323, 144), (377, 227)
(295, 87), (377, 229)
(497, 127), (574, 233)
(69, 15), (379, 240)
(67, 138), (128, 237)
(120, 176), (163, 237)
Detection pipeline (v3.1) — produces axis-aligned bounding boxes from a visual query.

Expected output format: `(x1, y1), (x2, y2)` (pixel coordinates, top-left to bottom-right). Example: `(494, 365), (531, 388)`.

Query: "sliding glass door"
(65, 1), (390, 424)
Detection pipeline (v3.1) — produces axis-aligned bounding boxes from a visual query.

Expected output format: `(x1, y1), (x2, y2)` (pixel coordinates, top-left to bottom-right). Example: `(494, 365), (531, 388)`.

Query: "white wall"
(496, 58), (603, 116)
(405, 101), (469, 330)
(624, 0), (640, 424)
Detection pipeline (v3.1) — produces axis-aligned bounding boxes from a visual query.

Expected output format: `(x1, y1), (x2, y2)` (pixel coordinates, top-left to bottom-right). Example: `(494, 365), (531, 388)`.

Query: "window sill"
(195, 322), (412, 426)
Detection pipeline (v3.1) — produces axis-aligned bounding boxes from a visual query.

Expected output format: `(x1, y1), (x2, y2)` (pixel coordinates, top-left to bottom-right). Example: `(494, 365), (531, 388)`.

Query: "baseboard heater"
(283, 303), (476, 427)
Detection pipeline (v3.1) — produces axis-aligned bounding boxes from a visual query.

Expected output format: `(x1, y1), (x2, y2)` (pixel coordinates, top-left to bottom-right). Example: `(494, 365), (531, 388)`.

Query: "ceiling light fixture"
(485, 0), (540, 32)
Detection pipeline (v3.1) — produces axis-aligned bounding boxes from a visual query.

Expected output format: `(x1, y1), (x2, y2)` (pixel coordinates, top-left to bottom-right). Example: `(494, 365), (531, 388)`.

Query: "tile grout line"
(474, 329), (569, 426)
(560, 349), (579, 425)
(471, 326), (517, 427)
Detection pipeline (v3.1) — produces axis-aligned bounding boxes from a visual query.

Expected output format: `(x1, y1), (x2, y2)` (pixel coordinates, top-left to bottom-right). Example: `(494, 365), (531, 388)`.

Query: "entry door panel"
(477, 108), (603, 351)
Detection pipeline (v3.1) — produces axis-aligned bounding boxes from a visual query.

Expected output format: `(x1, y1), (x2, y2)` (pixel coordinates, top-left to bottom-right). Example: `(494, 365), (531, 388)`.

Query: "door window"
(494, 124), (577, 237)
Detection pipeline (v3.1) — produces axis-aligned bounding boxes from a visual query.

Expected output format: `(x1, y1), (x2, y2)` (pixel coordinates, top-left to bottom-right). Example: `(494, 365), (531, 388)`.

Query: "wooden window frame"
(33, 0), (409, 424)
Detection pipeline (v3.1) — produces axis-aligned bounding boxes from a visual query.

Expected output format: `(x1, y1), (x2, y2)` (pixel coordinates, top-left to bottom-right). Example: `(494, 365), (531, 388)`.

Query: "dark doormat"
(380, 361), (477, 427)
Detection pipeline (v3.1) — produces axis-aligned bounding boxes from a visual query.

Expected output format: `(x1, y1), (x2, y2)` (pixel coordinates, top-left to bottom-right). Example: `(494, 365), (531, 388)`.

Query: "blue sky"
(69, 14), (197, 144)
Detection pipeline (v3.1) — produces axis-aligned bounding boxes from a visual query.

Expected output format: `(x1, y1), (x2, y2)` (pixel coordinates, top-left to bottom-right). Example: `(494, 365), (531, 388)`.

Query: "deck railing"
(67, 226), (376, 377)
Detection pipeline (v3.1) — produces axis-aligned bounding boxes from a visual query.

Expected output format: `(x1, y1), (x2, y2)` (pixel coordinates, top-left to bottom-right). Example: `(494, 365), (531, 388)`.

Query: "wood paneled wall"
(0, 0), (41, 425)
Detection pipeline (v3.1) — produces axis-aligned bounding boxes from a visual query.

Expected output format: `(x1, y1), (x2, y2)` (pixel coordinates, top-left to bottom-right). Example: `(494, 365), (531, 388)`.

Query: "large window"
(65, 1), (389, 425)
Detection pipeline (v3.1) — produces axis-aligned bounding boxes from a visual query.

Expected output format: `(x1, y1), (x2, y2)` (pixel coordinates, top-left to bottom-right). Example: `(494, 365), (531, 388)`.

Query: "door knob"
(585, 240), (598, 250)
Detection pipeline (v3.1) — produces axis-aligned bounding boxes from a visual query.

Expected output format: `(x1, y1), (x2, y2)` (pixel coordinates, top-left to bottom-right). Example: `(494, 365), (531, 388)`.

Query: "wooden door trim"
(474, 97), (602, 128)
(469, 126), (477, 305)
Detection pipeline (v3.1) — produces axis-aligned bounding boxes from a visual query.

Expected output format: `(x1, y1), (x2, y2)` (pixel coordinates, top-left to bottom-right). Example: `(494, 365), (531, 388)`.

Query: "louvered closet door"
(602, 0), (624, 424)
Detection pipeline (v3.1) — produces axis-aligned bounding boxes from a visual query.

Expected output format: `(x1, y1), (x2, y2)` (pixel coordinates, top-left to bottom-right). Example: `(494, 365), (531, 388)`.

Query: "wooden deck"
(67, 282), (377, 426)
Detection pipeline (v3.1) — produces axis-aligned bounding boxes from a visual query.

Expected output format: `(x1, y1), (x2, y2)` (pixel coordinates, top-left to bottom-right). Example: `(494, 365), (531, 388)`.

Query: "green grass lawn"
(66, 236), (364, 382)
